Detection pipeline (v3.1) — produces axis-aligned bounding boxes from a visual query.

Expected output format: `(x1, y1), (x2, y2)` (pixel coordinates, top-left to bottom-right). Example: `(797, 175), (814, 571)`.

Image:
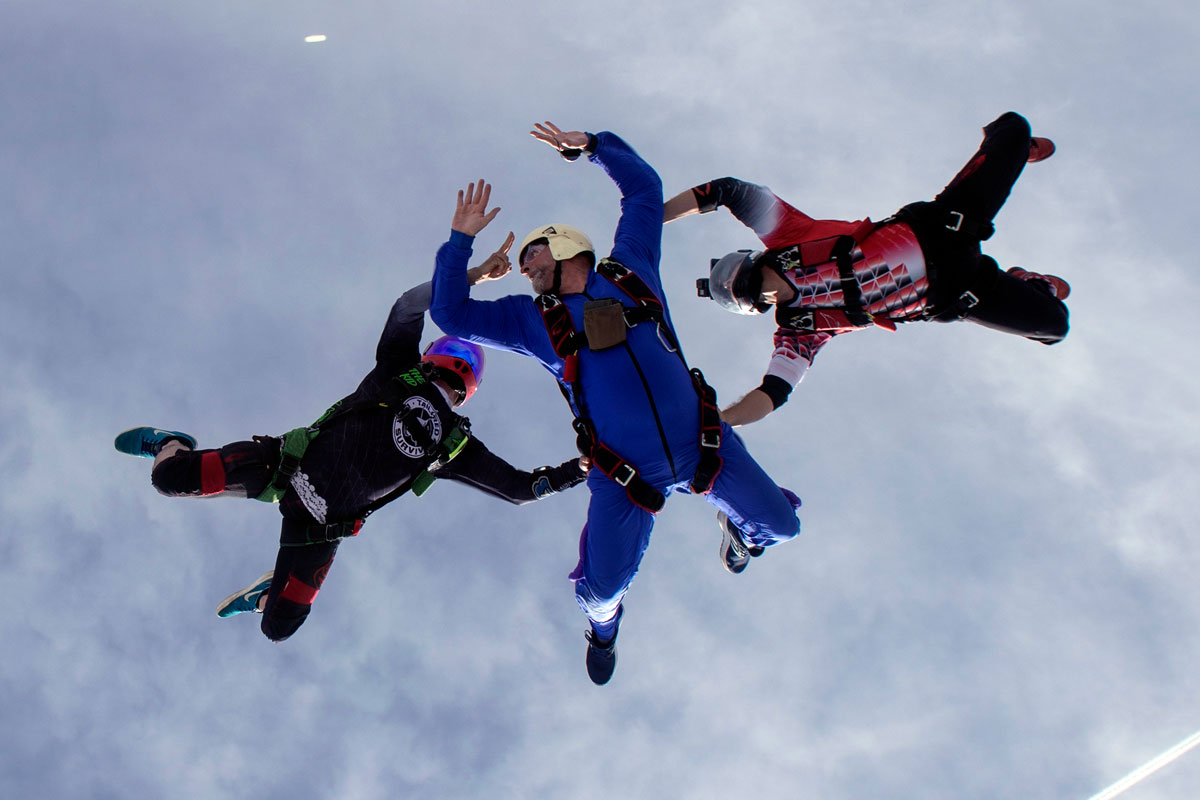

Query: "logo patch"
(532, 475), (554, 499)
(392, 396), (442, 458)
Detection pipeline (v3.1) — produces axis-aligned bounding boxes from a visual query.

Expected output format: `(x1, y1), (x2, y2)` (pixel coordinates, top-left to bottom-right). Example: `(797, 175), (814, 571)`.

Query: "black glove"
(530, 458), (588, 499)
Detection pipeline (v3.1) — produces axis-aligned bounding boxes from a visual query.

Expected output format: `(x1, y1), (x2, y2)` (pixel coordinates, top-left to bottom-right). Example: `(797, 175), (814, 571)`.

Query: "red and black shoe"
(1008, 267), (1071, 300)
(1027, 137), (1056, 163)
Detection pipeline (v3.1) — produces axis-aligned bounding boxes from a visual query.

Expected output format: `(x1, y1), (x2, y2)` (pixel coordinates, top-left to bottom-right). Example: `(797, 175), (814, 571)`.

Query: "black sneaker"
(718, 511), (764, 574)
(584, 629), (618, 686)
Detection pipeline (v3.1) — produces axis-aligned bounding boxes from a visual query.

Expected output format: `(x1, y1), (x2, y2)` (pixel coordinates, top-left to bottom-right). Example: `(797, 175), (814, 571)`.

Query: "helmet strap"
(551, 260), (563, 296)
(432, 369), (467, 406)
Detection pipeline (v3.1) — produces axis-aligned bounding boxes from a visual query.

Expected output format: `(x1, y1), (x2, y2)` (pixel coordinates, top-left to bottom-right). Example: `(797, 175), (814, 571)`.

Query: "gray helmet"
(696, 250), (769, 315)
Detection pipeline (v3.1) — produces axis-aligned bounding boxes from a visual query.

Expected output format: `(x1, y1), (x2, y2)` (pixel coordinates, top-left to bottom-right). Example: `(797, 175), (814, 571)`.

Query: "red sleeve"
(763, 198), (876, 251)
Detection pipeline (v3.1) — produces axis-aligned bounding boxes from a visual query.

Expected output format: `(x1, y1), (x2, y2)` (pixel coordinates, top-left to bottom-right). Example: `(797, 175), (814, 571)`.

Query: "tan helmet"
(519, 224), (594, 264)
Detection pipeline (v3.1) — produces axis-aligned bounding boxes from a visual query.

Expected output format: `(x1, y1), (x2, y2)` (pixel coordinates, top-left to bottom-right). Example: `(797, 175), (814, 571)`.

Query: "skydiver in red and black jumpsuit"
(663, 111), (1069, 428)
(115, 268), (587, 643)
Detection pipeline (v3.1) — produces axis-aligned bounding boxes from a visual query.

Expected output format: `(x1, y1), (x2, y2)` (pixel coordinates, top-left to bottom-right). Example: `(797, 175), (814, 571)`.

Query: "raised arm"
(429, 180), (556, 362)
(532, 122), (663, 285)
(667, 177), (875, 251)
(662, 187), (702, 223)
(663, 177), (783, 240)
(376, 233), (515, 367)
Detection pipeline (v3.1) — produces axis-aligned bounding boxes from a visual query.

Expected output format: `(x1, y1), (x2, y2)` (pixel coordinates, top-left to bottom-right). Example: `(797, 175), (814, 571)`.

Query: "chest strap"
(280, 518), (364, 547)
(829, 236), (874, 328)
(768, 236), (879, 332)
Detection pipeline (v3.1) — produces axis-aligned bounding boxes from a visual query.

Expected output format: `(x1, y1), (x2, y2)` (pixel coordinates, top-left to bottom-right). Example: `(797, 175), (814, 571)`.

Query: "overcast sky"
(3, 1), (1199, 798)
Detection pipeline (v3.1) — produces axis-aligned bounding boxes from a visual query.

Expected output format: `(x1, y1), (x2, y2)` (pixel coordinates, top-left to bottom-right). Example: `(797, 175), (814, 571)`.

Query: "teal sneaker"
(216, 571), (274, 618)
(114, 427), (197, 458)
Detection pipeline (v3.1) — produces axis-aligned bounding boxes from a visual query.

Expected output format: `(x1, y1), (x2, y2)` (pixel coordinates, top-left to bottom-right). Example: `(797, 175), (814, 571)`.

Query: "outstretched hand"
(530, 121), (588, 154)
(468, 231), (515, 285)
(452, 179), (501, 237)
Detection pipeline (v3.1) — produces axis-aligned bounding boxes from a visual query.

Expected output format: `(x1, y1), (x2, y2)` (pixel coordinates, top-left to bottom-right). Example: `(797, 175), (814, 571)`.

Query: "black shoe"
(584, 630), (618, 685)
(718, 511), (764, 574)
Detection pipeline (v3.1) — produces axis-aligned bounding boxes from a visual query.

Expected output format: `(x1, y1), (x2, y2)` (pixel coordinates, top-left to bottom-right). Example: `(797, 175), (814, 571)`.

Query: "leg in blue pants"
(570, 472), (655, 641)
(705, 424), (801, 549)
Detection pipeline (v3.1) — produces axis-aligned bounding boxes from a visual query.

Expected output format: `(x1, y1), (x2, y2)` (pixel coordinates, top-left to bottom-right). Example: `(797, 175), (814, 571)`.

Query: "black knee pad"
(260, 598), (310, 642)
(150, 451), (204, 497)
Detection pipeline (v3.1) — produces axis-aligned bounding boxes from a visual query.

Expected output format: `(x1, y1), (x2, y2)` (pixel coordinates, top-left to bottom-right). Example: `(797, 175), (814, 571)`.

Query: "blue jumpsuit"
(431, 132), (800, 640)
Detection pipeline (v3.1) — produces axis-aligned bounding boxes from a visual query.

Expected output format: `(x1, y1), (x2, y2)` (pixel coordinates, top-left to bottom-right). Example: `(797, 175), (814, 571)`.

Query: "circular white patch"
(392, 396), (441, 458)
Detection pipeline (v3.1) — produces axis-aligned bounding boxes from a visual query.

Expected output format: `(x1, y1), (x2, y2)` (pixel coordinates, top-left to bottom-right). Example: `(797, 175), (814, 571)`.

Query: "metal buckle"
(701, 431), (721, 449)
(656, 324), (678, 353)
(612, 463), (636, 487)
(960, 290), (980, 309)
(946, 210), (964, 232)
(599, 258), (630, 279)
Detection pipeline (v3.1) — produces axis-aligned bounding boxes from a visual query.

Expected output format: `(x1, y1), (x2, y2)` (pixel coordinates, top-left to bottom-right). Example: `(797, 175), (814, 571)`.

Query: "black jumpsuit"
(151, 283), (584, 641)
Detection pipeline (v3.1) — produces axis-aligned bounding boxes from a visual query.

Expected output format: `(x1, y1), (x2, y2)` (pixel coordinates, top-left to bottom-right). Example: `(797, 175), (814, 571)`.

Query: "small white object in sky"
(304, 35), (327, 43)
(1087, 728), (1200, 800)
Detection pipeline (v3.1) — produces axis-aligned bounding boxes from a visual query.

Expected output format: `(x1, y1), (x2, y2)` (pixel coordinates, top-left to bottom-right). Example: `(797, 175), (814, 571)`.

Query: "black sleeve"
(692, 177), (780, 238)
(429, 437), (587, 505)
(375, 282), (432, 368)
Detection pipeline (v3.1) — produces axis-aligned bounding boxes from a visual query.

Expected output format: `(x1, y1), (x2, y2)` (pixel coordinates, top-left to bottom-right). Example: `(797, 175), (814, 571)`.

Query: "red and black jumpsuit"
(691, 111), (1069, 410)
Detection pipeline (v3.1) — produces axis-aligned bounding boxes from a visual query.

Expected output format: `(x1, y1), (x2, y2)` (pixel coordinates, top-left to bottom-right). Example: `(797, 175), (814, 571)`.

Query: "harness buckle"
(946, 210), (964, 232)
(960, 290), (980, 309)
(656, 324), (678, 353)
(598, 259), (631, 280)
(700, 430), (721, 449)
(612, 463), (636, 487)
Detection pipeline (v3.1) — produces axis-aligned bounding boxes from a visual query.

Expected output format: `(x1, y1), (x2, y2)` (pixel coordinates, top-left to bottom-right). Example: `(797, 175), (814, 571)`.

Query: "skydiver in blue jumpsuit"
(430, 124), (801, 685)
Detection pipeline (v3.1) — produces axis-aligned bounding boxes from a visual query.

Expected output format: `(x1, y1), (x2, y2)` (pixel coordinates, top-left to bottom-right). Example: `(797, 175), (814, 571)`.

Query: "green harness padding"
(253, 425), (320, 503)
(252, 364), (468, 506)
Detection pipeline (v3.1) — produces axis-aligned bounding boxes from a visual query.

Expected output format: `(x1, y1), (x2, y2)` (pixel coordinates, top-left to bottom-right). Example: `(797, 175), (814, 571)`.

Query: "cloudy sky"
(3, 1), (1199, 798)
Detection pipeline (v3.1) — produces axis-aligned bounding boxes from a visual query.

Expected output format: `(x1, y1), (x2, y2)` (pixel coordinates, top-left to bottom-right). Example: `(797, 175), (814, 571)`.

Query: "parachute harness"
(769, 234), (894, 333)
(537, 258), (722, 513)
(888, 201), (1000, 321)
(257, 363), (471, 545)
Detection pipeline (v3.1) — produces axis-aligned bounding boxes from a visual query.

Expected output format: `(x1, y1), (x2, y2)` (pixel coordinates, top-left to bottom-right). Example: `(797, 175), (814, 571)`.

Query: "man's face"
(519, 241), (557, 294)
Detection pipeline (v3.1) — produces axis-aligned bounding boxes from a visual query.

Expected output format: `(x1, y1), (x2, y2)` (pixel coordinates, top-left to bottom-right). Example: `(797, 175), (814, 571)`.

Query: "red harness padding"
(279, 575), (320, 605)
(199, 451), (227, 496)
(536, 259), (723, 510)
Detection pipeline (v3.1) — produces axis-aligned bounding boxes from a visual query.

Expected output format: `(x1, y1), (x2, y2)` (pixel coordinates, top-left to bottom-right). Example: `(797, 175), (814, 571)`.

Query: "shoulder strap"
(411, 422), (473, 497)
(536, 294), (587, 358)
